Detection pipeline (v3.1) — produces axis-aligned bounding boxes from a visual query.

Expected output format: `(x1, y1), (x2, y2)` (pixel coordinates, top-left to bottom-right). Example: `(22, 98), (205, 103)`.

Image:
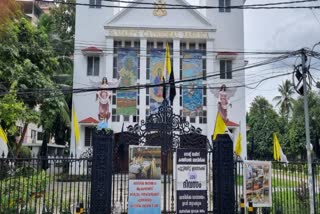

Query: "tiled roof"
(79, 117), (99, 124)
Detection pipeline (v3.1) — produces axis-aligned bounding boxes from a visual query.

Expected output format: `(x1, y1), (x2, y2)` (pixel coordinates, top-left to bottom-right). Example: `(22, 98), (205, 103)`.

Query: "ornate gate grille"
(112, 100), (209, 213)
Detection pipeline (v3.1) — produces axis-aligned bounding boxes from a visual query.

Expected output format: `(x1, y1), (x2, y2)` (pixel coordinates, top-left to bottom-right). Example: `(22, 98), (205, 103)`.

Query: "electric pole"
(301, 49), (314, 214)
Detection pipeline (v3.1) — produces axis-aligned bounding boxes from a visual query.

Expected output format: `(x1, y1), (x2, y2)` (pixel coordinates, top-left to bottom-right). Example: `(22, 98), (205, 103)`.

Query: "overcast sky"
(243, 0), (320, 111)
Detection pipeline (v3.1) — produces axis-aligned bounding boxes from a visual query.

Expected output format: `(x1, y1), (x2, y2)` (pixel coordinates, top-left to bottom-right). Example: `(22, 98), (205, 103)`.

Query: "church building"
(71, 0), (247, 158)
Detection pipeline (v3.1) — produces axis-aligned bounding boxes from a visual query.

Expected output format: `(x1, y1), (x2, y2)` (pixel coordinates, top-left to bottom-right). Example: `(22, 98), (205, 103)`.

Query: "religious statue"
(95, 77), (120, 128)
(211, 84), (237, 122)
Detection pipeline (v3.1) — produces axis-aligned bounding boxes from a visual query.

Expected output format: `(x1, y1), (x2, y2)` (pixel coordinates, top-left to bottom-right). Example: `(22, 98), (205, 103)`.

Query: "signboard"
(128, 146), (161, 214)
(243, 161), (272, 207)
(176, 149), (207, 214)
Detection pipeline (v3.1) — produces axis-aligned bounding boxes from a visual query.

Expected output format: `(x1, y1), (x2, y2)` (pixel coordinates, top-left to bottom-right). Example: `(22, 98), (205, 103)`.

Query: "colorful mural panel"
(150, 49), (165, 113)
(182, 51), (203, 117)
(117, 48), (138, 115)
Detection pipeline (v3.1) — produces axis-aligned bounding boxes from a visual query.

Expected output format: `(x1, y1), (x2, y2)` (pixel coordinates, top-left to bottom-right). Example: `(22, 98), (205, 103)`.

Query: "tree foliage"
(0, 13), (71, 154)
(247, 96), (280, 160)
(288, 91), (320, 159)
(273, 80), (295, 118)
(37, 1), (76, 146)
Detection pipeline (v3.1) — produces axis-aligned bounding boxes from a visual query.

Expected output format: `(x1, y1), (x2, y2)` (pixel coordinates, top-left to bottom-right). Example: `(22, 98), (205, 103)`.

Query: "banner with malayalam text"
(128, 146), (161, 214)
(176, 149), (207, 214)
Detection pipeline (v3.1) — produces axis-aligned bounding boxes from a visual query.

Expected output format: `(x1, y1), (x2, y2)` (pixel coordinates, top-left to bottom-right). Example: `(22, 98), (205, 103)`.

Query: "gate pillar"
(213, 134), (235, 214)
(90, 129), (113, 214)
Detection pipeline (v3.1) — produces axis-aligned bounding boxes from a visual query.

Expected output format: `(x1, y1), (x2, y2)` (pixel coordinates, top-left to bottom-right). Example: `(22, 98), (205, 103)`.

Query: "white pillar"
(173, 39), (180, 115)
(105, 37), (115, 128)
(105, 37), (114, 80)
(140, 39), (147, 121)
(206, 39), (215, 142)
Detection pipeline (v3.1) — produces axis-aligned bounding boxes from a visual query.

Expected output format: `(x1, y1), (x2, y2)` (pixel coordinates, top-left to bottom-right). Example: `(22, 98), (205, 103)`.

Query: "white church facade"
(71, 0), (247, 158)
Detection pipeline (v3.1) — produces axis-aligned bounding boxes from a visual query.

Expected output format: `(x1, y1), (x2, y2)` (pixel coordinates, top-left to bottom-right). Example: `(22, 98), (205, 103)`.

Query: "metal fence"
(2, 155), (320, 214)
(0, 155), (91, 214)
(234, 160), (320, 214)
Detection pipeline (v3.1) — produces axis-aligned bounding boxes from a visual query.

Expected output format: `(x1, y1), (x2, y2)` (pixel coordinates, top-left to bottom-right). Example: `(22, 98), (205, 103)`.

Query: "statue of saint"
(211, 84), (237, 122)
(96, 77), (120, 122)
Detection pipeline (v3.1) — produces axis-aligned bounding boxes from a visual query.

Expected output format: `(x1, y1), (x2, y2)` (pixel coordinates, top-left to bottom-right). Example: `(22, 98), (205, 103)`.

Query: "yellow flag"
(235, 132), (242, 156)
(213, 112), (227, 140)
(273, 133), (281, 161)
(0, 125), (8, 144)
(165, 43), (172, 76)
(72, 106), (80, 144)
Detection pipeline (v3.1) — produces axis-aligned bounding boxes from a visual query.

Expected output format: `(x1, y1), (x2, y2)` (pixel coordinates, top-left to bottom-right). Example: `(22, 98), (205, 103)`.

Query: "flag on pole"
(162, 43), (176, 105)
(0, 125), (8, 144)
(166, 43), (176, 105)
(235, 132), (242, 156)
(162, 77), (166, 101)
(0, 125), (8, 157)
(213, 112), (227, 140)
(164, 43), (171, 78)
(72, 105), (80, 144)
(273, 133), (288, 163)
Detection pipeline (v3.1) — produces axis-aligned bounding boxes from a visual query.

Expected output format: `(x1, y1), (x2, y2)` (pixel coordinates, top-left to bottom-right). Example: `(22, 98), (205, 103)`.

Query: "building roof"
(81, 47), (103, 55)
(104, 0), (215, 31)
(226, 120), (239, 127)
(79, 117), (99, 124)
(216, 52), (238, 59)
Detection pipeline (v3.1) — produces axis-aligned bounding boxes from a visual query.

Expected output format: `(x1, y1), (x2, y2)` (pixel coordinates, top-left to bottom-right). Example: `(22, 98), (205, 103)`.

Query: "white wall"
(71, 0), (247, 158)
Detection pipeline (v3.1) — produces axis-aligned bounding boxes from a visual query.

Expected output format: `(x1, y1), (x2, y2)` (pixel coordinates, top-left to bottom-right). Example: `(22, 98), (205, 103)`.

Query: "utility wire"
(7, 41), (297, 55)
(0, 50), (300, 97)
(36, 0), (320, 9)
(98, 0), (320, 8)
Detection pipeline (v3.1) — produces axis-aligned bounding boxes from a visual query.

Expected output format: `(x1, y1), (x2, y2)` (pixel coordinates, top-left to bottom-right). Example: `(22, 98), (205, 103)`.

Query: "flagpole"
(238, 120), (241, 157)
(75, 134), (77, 158)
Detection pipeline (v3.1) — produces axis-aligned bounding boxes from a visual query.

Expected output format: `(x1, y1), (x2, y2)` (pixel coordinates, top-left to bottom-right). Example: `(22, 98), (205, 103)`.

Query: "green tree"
(0, 82), (25, 137)
(288, 91), (320, 159)
(273, 80), (295, 119)
(37, 2), (76, 146)
(0, 17), (70, 155)
(247, 96), (281, 160)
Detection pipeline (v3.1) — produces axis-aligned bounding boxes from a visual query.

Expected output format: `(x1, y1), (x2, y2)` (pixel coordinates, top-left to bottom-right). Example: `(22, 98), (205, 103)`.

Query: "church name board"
(107, 29), (212, 39)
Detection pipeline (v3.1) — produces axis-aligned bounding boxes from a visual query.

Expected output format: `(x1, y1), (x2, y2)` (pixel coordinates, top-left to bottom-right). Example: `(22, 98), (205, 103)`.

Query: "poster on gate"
(243, 160), (272, 207)
(128, 145), (161, 214)
(176, 149), (207, 214)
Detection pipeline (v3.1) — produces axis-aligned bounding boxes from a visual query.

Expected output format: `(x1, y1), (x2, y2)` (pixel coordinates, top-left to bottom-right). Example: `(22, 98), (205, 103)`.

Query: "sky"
(243, 0), (320, 111)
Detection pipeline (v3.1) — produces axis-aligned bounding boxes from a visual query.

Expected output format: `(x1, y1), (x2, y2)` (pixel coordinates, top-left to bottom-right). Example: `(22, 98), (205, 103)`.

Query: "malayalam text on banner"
(128, 146), (161, 214)
(176, 149), (207, 214)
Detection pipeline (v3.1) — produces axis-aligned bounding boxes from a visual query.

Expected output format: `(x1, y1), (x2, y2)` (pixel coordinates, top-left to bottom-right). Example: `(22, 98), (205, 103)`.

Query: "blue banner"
(182, 51), (203, 117)
(149, 49), (165, 113)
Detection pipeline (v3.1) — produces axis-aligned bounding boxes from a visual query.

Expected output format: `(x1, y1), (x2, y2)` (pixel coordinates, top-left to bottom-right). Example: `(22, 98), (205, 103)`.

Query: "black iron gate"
(112, 100), (208, 213)
(89, 100), (235, 213)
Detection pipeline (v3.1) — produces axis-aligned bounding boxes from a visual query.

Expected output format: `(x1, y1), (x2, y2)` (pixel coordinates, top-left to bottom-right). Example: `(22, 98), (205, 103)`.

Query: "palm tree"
(273, 80), (295, 118)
